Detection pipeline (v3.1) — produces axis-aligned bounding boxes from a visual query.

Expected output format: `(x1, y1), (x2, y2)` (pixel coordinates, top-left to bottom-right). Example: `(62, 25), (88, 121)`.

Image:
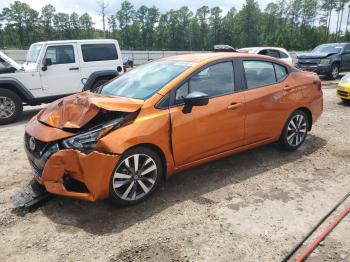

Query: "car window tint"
(274, 64), (288, 82)
(45, 45), (75, 64)
(266, 49), (280, 58)
(175, 82), (189, 104)
(81, 44), (118, 62)
(189, 62), (234, 97)
(279, 51), (289, 58)
(243, 61), (276, 89)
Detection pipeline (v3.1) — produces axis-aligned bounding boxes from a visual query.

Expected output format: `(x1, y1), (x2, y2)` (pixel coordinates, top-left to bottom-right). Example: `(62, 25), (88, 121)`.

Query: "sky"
(0, 0), (348, 32)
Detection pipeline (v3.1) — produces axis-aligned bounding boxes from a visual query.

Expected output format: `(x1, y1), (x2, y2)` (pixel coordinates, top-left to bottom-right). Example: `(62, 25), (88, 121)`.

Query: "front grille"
(299, 58), (320, 64)
(24, 133), (50, 158)
(338, 90), (349, 97)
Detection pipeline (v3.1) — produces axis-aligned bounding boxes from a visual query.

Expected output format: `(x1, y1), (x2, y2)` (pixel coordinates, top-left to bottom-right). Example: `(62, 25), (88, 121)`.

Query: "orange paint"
(25, 52), (323, 201)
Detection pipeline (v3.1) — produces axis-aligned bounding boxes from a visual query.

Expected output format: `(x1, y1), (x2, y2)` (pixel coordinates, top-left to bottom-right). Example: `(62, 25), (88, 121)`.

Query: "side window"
(243, 60), (276, 89)
(266, 49), (280, 58)
(189, 62), (235, 97)
(343, 44), (350, 53)
(274, 64), (288, 82)
(279, 51), (289, 58)
(81, 44), (118, 62)
(45, 45), (75, 64)
(175, 82), (189, 104)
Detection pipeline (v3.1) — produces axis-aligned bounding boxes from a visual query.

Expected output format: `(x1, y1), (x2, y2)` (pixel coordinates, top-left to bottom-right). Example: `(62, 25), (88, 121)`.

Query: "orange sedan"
(24, 53), (323, 206)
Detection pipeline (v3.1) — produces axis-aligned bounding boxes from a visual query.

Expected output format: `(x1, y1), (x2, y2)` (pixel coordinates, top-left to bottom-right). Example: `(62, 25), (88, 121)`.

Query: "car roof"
(33, 39), (118, 45)
(238, 47), (288, 52)
(160, 52), (271, 63)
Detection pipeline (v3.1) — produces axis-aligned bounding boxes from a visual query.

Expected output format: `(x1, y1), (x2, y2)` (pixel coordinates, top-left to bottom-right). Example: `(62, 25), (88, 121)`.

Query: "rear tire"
(279, 110), (309, 151)
(109, 146), (163, 206)
(91, 79), (109, 91)
(0, 89), (23, 125)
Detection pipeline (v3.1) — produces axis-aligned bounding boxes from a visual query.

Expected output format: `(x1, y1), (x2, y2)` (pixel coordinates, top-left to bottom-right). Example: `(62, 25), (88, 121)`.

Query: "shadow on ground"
(38, 134), (326, 235)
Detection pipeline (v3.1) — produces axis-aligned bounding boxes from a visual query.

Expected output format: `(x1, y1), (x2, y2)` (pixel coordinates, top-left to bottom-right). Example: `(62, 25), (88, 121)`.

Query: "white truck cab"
(0, 39), (124, 124)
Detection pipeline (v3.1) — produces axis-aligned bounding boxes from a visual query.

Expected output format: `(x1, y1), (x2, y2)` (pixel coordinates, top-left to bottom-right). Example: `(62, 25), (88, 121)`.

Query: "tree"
(97, 0), (109, 38)
(79, 13), (94, 38)
(41, 4), (56, 40)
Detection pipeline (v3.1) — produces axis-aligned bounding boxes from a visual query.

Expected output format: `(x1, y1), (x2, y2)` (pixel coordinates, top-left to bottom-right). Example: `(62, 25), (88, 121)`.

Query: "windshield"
(26, 44), (42, 63)
(101, 60), (192, 100)
(313, 44), (344, 54)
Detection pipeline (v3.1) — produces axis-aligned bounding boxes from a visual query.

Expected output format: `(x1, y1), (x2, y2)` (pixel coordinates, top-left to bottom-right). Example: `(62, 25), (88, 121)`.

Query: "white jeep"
(0, 39), (124, 124)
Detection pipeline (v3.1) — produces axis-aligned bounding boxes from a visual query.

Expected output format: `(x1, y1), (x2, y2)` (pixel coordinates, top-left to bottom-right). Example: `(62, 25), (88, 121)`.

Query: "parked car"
(336, 74), (350, 102)
(0, 39), (124, 125)
(24, 52), (323, 206)
(214, 44), (237, 52)
(296, 42), (350, 80)
(122, 56), (134, 71)
(237, 47), (293, 65)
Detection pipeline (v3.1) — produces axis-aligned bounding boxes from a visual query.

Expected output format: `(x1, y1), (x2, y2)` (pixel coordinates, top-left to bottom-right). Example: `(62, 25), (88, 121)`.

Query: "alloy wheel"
(332, 66), (339, 79)
(0, 96), (16, 119)
(286, 114), (307, 147)
(112, 154), (158, 201)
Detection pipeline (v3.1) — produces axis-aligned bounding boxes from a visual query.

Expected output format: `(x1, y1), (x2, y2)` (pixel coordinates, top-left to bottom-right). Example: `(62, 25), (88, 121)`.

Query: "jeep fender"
(83, 70), (119, 91)
(0, 78), (34, 102)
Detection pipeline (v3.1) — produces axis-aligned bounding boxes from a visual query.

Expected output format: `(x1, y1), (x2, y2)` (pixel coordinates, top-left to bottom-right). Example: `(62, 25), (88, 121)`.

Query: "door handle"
(69, 67), (79, 71)
(227, 102), (242, 110)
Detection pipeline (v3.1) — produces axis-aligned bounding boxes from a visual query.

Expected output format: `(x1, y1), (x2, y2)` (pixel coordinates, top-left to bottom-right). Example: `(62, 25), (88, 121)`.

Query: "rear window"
(81, 44), (118, 62)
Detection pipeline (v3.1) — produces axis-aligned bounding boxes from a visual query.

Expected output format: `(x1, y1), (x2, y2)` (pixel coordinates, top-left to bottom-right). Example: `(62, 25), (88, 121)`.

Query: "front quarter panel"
(97, 94), (175, 176)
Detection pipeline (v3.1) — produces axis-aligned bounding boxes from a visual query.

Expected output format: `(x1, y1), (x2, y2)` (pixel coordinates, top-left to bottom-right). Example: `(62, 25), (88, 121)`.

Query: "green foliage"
(1, 0), (350, 50)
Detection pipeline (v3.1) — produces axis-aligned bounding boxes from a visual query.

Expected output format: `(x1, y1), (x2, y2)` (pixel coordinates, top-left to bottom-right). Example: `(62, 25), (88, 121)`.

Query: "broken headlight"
(61, 118), (123, 153)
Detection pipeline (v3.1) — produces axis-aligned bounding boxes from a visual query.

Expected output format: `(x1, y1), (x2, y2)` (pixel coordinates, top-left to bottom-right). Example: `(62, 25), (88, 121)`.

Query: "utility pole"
(97, 0), (109, 38)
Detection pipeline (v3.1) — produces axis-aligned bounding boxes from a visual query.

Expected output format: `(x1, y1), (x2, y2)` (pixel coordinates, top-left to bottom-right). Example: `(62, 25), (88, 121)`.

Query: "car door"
(242, 59), (297, 145)
(40, 44), (82, 95)
(341, 44), (350, 70)
(169, 60), (245, 167)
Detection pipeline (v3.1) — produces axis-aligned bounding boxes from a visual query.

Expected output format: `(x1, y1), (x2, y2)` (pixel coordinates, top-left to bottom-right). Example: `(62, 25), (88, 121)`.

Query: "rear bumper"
(296, 64), (331, 75)
(27, 149), (120, 201)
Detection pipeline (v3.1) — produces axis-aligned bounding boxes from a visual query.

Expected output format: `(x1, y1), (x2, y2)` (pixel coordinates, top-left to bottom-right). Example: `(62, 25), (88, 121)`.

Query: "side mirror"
(41, 58), (52, 71)
(183, 91), (209, 113)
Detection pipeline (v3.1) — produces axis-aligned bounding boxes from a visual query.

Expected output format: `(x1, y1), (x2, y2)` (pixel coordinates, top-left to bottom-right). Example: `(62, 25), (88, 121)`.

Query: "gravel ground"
(0, 82), (349, 262)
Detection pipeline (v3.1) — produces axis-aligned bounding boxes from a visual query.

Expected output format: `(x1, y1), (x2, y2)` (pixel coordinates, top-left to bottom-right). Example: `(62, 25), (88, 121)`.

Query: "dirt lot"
(0, 82), (350, 262)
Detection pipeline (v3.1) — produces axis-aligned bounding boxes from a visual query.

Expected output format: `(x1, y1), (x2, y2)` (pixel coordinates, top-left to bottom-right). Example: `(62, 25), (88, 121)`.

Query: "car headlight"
(61, 118), (123, 153)
(320, 58), (331, 65)
(340, 74), (350, 84)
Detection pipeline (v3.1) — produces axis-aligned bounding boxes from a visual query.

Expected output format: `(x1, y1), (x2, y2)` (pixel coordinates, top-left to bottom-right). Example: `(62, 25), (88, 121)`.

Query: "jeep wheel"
(91, 79), (109, 91)
(0, 89), (23, 125)
(328, 64), (339, 80)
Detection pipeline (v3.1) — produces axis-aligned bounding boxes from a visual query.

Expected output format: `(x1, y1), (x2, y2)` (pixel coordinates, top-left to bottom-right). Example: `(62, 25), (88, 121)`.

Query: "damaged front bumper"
(24, 133), (120, 202)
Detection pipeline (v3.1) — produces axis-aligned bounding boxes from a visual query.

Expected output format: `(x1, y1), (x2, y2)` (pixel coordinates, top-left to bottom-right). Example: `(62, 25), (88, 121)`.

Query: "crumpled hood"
(38, 92), (143, 129)
(297, 52), (335, 59)
(0, 50), (22, 71)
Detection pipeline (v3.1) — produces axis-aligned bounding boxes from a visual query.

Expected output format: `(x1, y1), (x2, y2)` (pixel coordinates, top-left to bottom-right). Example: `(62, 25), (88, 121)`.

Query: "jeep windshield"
(26, 44), (43, 63)
(313, 44), (344, 54)
(101, 60), (192, 100)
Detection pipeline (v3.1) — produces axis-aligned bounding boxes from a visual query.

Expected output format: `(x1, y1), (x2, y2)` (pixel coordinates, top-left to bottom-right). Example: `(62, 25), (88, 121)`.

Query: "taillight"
(313, 79), (322, 91)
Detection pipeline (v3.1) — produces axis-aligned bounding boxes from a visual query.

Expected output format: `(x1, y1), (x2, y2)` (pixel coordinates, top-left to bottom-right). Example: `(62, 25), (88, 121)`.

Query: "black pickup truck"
(296, 42), (350, 79)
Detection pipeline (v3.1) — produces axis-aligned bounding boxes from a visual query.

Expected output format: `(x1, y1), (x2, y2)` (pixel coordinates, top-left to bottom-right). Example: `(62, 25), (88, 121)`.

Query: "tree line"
(1, 0), (350, 51)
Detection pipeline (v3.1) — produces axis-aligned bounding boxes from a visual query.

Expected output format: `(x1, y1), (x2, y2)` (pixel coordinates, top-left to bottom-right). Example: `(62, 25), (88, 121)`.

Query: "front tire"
(328, 64), (339, 80)
(109, 146), (163, 206)
(0, 89), (23, 125)
(279, 110), (309, 151)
